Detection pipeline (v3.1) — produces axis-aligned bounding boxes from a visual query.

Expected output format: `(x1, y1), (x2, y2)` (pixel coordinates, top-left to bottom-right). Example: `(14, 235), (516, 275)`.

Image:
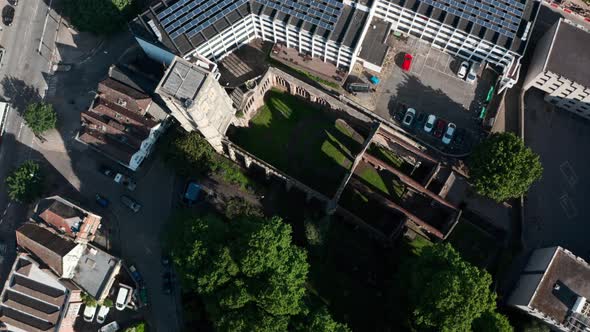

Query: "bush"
(102, 298), (113, 308)
(224, 197), (263, 219)
(6, 161), (44, 203)
(124, 322), (145, 332)
(81, 293), (97, 307)
(62, 0), (135, 35)
(23, 102), (57, 135)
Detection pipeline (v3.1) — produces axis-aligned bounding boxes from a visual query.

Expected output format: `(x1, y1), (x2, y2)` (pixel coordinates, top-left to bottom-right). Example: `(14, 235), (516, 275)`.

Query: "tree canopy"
(6, 161), (44, 203)
(468, 132), (542, 202)
(471, 311), (513, 332)
(23, 102), (57, 135)
(405, 243), (497, 332)
(62, 0), (134, 35)
(169, 213), (332, 331)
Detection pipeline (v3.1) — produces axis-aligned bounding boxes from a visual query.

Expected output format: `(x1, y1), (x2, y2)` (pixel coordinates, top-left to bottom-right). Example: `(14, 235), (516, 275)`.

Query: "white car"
(457, 61), (469, 79)
(115, 287), (129, 311)
(83, 304), (97, 322)
(424, 114), (436, 133)
(402, 108), (416, 126)
(97, 305), (110, 324)
(442, 123), (457, 144)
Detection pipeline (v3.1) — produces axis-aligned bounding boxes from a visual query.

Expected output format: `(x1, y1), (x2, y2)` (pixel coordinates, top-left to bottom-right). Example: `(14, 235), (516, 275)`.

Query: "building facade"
(523, 19), (590, 119)
(508, 246), (590, 332)
(133, 0), (541, 89)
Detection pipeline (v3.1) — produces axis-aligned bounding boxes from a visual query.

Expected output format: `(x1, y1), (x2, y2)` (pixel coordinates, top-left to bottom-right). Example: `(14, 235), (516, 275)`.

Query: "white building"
(508, 246), (590, 332)
(523, 19), (590, 119)
(132, 0), (541, 90)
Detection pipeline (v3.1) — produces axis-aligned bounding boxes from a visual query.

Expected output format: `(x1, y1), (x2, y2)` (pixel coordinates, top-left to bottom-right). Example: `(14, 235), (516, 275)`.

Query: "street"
(0, 1), (181, 330)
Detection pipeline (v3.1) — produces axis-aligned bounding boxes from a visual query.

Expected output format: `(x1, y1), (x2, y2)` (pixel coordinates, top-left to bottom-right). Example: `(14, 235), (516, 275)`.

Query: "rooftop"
(72, 244), (121, 299)
(358, 17), (391, 67)
(0, 254), (68, 332)
(528, 247), (590, 324)
(545, 19), (590, 88)
(16, 224), (77, 258)
(158, 58), (208, 101)
(36, 196), (102, 242)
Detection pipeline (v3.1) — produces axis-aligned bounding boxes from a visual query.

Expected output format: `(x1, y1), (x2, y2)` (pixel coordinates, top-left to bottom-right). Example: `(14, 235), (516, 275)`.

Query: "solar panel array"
(254, 0), (343, 30)
(420, 0), (526, 38)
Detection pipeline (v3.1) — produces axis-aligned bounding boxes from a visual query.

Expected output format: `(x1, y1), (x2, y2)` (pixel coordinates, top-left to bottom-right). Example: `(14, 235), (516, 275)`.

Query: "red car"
(433, 119), (447, 138)
(401, 53), (413, 71)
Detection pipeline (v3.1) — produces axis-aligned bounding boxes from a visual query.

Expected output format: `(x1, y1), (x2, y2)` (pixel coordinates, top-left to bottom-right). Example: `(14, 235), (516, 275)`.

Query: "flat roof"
(530, 247), (590, 323)
(545, 19), (590, 88)
(72, 245), (120, 299)
(358, 17), (391, 66)
(158, 58), (208, 101)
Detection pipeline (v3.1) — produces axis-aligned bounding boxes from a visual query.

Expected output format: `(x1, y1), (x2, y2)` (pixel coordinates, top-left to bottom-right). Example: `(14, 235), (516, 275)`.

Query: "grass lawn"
(231, 89), (363, 195)
(447, 220), (498, 268)
(356, 164), (406, 200)
(368, 144), (404, 169)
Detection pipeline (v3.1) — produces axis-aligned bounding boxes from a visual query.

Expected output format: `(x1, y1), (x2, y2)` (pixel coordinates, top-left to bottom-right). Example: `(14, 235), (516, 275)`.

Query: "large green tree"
(6, 161), (44, 203)
(405, 243), (496, 332)
(471, 311), (513, 332)
(292, 300), (351, 332)
(62, 0), (134, 35)
(169, 213), (314, 331)
(469, 132), (542, 202)
(24, 102), (57, 135)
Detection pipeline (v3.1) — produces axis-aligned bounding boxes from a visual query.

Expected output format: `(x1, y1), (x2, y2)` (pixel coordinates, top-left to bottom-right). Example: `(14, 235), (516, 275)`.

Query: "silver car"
(424, 114), (436, 133)
(121, 195), (141, 213)
(402, 108), (416, 126)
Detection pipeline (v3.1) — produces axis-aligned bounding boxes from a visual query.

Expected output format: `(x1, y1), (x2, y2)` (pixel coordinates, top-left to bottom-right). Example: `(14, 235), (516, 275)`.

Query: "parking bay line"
(559, 193), (578, 219)
(560, 161), (578, 188)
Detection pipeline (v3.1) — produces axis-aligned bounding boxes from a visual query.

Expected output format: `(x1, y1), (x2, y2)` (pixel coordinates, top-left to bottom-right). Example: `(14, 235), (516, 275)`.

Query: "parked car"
(163, 272), (174, 295)
(99, 321), (120, 332)
(161, 254), (171, 267)
(402, 108), (416, 127)
(424, 114), (436, 133)
(183, 181), (202, 205)
(121, 195), (141, 213)
(466, 62), (479, 84)
(415, 112), (426, 128)
(7, 0), (17, 6)
(2, 6), (14, 26)
(83, 305), (97, 322)
(100, 166), (115, 177)
(101, 166), (136, 191)
(97, 305), (110, 324)
(95, 194), (109, 208)
(115, 287), (129, 311)
(442, 123), (457, 144)
(401, 53), (413, 71)
(129, 265), (144, 285)
(433, 119), (447, 138)
(454, 128), (466, 146)
(457, 61), (469, 79)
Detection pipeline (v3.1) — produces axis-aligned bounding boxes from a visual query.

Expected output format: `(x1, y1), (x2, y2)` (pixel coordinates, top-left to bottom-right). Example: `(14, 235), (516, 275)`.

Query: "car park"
(115, 287), (129, 311)
(96, 305), (110, 324)
(424, 114), (436, 133)
(457, 61), (469, 79)
(442, 123), (456, 144)
(433, 119), (447, 138)
(2, 6), (14, 26)
(83, 305), (97, 322)
(401, 53), (413, 71)
(402, 108), (416, 127)
(121, 195), (141, 213)
(95, 194), (109, 208)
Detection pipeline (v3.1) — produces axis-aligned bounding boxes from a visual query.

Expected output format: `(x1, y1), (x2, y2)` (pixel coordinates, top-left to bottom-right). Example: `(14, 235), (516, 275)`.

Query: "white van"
(83, 305), (97, 322)
(115, 287), (129, 311)
(97, 305), (110, 323)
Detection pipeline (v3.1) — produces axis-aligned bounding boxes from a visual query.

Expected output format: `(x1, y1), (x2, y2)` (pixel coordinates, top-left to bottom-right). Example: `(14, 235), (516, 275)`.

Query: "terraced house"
(133, 0), (540, 90)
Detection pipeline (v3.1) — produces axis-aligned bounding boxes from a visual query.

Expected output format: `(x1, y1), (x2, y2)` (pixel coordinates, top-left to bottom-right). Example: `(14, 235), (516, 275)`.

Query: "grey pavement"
(523, 89), (590, 256)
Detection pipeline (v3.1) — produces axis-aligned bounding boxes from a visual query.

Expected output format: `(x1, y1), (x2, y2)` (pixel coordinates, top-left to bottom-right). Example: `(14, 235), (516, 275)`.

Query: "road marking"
(559, 193), (578, 219)
(16, 121), (24, 138)
(18, 0), (41, 68)
(560, 161), (578, 188)
(38, 0), (54, 54)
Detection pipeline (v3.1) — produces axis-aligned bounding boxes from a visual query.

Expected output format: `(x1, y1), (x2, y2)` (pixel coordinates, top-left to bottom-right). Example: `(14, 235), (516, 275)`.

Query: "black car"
(7, 0), (17, 6)
(454, 128), (466, 146)
(99, 165), (115, 177)
(2, 6), (14, 26)
(415, 112), (426, 128)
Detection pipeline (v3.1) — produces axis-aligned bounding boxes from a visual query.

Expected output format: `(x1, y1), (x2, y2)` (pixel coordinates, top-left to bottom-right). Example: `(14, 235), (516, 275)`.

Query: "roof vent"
(183, 98), (193, 109)
(554, 283), (561, 291)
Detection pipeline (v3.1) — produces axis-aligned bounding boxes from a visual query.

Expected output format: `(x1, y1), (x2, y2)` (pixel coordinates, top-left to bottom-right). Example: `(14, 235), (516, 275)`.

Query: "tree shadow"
(0, 77), (41, 115)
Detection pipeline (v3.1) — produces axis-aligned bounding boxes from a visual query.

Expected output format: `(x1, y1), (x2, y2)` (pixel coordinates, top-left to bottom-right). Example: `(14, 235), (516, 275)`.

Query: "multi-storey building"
(508, 246), (590, 332)
(523, 18), (590, 119)
(132, 0), (540, 89)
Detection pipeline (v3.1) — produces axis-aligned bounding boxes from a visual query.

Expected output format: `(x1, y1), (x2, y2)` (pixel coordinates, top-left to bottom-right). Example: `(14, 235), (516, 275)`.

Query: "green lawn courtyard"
(230, 89), (364, 196)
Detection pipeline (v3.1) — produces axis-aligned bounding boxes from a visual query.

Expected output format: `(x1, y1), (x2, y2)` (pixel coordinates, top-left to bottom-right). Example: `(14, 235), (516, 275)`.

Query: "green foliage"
(6, 161), (43, 203)
(101, 298), (114, 308)
(292, 300), (351, 332)
(169, 213), (312, 329)
(81, 293), (97, 307)
(469, 132), (542, 202)
(62, 0), (134, 35)
(472, 311), (513, 332)
(123, 322), (146, 332)
(224, 197), (263, 219)
(521, 319), (550, 332)
(406, 243), (496, 332)
(162, 131), (251, 189)
(23, 102), (57, 135)
(304, 217), (330, 248)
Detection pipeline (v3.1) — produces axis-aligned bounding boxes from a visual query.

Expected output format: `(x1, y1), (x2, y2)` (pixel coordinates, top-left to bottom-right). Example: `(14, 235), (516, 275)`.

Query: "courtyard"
(229, 89), (365, 196)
